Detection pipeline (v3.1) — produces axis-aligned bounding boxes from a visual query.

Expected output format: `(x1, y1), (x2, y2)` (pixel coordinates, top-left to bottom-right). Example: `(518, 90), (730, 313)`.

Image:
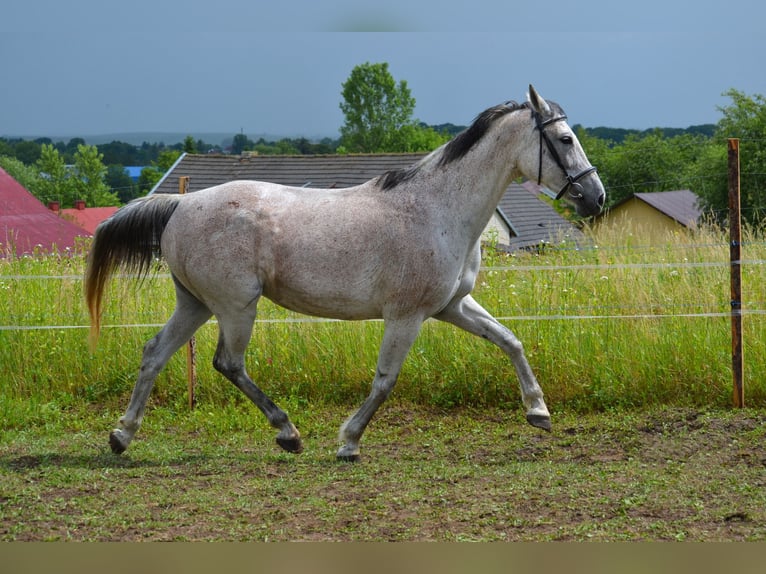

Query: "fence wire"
(1, 256), (764, 331)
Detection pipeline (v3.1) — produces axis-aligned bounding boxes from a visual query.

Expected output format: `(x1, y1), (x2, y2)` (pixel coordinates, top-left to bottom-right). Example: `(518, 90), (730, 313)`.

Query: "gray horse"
(85, 85), (605, 461)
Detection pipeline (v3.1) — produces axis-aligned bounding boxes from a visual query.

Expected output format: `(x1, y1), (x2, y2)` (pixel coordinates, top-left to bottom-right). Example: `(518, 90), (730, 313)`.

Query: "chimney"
(48, 201), (60, 212)
(74, 199), (86, 210)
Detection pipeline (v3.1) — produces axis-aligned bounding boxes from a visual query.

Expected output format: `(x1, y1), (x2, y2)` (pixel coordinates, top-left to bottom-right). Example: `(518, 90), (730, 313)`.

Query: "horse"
(85, 85), (605, 461)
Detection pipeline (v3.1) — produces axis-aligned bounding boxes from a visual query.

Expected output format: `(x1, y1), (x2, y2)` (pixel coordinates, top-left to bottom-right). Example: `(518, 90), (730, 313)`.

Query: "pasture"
(1, 223), (765, 540)
(1, 404), (766, 541)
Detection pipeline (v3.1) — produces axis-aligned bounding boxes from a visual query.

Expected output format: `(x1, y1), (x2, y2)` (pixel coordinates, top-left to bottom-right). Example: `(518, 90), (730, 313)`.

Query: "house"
(594, 190), (703, 235)
(150, 153), (583, 251)
(125, 166), (144, 182)
(55, 200), (119, 235)
(0, 167), (89, 257)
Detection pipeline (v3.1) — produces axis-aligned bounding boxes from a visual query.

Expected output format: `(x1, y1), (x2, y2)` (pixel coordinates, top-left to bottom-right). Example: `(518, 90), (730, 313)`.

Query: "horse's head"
(522, 85), (605, 217)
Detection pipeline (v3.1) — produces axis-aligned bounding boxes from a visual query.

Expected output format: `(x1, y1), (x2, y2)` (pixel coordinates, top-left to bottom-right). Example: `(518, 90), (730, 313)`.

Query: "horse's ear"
(527, 84), (551, 116)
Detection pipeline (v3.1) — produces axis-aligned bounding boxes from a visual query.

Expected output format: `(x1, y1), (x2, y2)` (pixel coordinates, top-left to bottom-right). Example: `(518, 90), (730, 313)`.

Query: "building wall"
(595, 197), (684, 238)
(483, 212), (512, 246)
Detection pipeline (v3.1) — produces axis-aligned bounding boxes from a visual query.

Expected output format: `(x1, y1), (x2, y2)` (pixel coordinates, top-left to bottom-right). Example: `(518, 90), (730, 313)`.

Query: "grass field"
(1, 223), (764, 418)
(1, 224), (765, 541)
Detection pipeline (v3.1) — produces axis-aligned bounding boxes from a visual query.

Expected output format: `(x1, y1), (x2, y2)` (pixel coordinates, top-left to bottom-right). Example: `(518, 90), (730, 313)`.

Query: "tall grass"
(1, 224), (764, 426)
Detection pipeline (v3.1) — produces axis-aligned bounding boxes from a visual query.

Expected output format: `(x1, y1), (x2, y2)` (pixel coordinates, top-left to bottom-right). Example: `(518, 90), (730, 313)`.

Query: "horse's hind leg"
(110, 281), (212, 454)
(213, 311), (302, 454)
(435, 294), (551, 431)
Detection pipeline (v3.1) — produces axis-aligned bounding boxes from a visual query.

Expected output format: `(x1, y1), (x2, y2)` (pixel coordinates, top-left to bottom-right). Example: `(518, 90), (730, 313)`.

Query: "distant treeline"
(0, 123), (716, 167)
(573, 124), (717, 144)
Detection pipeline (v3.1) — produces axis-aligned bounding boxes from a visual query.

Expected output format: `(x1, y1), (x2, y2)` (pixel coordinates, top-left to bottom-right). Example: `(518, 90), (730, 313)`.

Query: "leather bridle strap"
(534, 112), (598, 200)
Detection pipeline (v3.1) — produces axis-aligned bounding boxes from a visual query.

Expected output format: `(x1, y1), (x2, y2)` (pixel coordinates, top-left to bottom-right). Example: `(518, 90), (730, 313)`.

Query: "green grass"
(2, 226), (766, 541)
(0, 223), (764, 424)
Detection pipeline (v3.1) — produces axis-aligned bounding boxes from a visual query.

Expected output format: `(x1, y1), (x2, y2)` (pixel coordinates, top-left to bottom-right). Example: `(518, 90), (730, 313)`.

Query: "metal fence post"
(728, 139), (744, 408)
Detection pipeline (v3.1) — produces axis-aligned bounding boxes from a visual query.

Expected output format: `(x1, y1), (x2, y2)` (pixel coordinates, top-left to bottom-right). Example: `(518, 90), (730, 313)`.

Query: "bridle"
(533, 111), (598, 201)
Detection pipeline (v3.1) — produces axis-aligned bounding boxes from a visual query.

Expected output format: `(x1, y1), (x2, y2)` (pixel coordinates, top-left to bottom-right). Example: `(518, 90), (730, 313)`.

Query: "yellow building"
(594, 190), (702, 236)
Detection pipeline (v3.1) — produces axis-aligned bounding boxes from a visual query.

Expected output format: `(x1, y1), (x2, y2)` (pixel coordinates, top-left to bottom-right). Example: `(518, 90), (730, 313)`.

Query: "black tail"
(84, 194), (181, 345)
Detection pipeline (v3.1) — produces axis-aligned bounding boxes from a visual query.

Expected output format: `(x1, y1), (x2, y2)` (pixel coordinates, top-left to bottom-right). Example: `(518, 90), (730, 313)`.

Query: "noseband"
(533, 111), (598, 201)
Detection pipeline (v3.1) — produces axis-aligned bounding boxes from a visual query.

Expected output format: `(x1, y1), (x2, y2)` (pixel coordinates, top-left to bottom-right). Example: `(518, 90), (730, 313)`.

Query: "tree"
(389, 123), (451, 153)
(99, 140), (141, 166)
(13, 140), (42, 165)
(0, 155), (42, 196)
(106, 164), (139, 204)
(339, 62), (426, 153)
(183, 135), (198, 154)
(706, 88), (766, 224)
(71, 144), (119, 207)
(35, 143), (74, 204)
(579, 128), (719, 211)
(138, 149), (182, 194)
(231, 133), (252, 155)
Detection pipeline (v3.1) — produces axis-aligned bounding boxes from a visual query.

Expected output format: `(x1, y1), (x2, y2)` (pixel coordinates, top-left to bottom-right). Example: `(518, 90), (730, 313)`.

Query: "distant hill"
(2, 132), (337, 147)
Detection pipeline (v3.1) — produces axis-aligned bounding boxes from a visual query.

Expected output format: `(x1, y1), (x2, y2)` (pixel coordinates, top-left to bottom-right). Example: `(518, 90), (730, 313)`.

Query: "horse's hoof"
(109, 431), (127, 454)
(336, 453), (361, 463)
(526, 413), (552, 432)
(276, 436), (304, 454)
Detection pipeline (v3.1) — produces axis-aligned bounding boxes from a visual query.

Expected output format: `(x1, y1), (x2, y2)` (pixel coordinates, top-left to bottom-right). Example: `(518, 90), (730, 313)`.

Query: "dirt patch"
(1, 405), (765, 541)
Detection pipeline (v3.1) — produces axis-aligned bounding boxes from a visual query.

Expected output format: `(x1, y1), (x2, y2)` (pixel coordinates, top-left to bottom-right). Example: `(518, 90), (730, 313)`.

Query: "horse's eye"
(560, 135), (573, 145)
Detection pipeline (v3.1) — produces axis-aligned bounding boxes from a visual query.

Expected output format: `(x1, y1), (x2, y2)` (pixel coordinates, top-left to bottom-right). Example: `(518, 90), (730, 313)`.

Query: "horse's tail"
(84, 194), (181, 347)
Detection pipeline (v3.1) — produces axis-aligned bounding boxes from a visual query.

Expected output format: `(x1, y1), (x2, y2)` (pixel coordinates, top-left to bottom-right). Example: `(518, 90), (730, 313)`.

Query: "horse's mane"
(377, 100), (529, 191)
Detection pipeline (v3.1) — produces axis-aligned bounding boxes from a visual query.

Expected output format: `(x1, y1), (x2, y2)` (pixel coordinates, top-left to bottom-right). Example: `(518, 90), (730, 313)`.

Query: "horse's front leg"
(337, 316), (423, 461)
(435, 294), (551, 431)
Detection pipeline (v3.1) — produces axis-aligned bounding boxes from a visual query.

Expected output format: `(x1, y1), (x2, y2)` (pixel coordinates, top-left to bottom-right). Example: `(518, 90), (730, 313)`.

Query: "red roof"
(0, 167), (90, 256)
(61, 204), (118, 234)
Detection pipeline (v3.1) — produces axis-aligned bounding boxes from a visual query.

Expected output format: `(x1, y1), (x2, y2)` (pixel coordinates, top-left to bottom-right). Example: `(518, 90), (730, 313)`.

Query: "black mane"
(377, 100), (528, 191)
(438, 101), (527, 166)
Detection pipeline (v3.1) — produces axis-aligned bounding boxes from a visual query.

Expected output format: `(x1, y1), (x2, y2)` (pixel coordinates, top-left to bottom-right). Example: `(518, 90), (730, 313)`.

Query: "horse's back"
(159, 181), (391, 318)
(160, 180), (470, 320)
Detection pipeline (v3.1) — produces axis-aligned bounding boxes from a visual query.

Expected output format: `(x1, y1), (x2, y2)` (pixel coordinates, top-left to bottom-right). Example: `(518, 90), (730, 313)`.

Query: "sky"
(2, 0), (764, 142)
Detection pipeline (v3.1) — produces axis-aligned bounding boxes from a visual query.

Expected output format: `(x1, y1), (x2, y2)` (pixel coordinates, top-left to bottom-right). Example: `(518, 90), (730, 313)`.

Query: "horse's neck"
(424, 114), (525, 230)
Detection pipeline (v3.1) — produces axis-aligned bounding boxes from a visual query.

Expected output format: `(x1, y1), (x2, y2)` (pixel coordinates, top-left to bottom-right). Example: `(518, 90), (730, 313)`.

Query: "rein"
(534, 111), (598, 200)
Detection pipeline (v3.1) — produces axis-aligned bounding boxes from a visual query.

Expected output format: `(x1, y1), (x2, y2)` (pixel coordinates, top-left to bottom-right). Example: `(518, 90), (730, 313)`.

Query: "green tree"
(183, 135), (198, 154)
(62, 138), (86, 162)
(106, 164), (139, 203)
(71, 144), (119, 207)
(705, 88), (766, 224)
(389, 123), (450, 153)
(138, 149), (182, 194)
(580, 129), (718, 210)
(13, 140), (42, 165)
(340, 62), (428, 153)
(35, 143), (74, 204)
(0, 155), (42, 196)
(99, 140), (140, 166)
(231, 133), (252, 155)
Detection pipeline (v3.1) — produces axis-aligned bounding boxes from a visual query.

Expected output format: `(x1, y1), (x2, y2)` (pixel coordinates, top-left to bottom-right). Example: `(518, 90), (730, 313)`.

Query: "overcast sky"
(2, 0), (764, 140)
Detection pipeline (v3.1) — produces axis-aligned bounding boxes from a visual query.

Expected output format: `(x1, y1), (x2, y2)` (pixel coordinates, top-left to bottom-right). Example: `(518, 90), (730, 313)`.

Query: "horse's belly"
(263, 286), (383, 321)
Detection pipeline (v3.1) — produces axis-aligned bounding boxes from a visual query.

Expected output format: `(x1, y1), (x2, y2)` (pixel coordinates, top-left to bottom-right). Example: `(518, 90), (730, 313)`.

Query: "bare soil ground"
(1, 405), (765, 541)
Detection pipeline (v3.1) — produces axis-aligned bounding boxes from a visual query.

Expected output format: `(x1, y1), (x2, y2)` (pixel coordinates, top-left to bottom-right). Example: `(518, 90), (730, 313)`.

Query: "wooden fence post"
(178, 176), (197, 409)
(728, 139), (744, 408)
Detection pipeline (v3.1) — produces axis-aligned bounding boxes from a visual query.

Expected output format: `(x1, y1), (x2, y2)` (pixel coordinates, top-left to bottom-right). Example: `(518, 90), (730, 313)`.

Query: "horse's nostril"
(597, 193), (605, 208)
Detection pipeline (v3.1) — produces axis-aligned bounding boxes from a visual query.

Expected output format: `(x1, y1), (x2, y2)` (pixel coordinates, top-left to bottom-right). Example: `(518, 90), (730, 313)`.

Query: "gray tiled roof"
(152, 153), (427, 193)
(499, 181), (585, 250)
(151, 153), (581, 250)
